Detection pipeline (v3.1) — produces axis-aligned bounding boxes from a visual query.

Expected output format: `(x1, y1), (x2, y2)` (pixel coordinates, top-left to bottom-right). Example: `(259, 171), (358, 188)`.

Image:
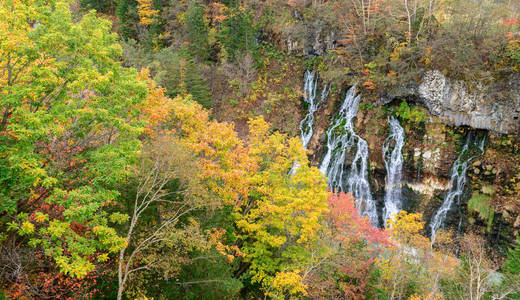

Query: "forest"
(1, 0), (520, 299)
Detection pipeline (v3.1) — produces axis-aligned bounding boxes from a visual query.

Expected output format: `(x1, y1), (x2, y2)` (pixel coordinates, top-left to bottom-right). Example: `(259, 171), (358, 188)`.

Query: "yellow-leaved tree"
(162, 94), (331, 298)
(236, 116), (329, 298)
(136, 0), (159, 25)
(377, 211), (458, 300)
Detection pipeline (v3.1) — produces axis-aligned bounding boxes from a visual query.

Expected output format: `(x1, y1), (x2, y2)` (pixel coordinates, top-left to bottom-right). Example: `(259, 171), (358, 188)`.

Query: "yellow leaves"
(248, 116), (271, 142)
(97, 253), (109, 263)
(408, 293), (442, 300)
(20, 221), (35, 235)
(387, 211), (425, 244)
(377, 211), (459, 297)
(109, 212), (130, 224)
(55, 254), (95, 279)
(137, 0), (159, 25)
(375, 256), (393, 282)
(271, 271), (307, 298)
(390, 41), (409, 61)
(47, 220), (70, 239)
(34, 212), (48, 223)
(235, 117), (328, 297)
(92, 225), (127, 253)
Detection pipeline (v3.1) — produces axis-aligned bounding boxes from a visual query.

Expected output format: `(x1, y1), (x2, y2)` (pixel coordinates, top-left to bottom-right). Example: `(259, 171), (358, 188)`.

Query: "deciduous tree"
(236, 116), (329, 298)
(0, 0), (150, 284)
(116, 136), (220, 300)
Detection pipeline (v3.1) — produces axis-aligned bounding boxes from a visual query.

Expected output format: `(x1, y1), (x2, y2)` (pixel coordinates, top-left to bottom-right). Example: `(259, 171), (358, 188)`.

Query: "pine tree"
(186, 1), (211, 61)
(217, 7), (257, 62)
(116, 0), (139, 40)
(504, 238), (520, 275)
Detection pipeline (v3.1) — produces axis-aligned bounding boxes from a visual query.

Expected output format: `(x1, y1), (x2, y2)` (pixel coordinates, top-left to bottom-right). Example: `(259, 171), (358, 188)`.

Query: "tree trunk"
(404, 0), (412, 42)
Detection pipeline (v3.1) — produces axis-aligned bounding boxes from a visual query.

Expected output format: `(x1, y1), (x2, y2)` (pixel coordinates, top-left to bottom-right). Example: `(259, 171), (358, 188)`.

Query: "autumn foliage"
(327, 193), (391, 246)
(2, 0), (520, 299)
(306, 193), (391, 299)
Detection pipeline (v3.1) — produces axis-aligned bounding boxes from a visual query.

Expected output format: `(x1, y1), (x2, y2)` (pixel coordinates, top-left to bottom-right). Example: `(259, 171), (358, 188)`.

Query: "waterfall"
(290, 71), (329, 175)
(319, 86), (378, 224)
(430, 132), (486, 244)
(383, 116), (405, 227)
(300, 70), (329, 149)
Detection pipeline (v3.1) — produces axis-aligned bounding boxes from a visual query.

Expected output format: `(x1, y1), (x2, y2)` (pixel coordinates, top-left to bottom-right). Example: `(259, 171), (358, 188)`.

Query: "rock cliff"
(417, 70), (520, 134)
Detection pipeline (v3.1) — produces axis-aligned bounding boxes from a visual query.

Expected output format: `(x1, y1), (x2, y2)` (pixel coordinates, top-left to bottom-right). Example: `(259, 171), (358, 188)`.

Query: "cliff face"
(305, 78), (520, 247)
(417, 70), (520, 135)
(378, 70), (520, 134)
(217, 19), (520, 247)
(281, 8), (520, 136)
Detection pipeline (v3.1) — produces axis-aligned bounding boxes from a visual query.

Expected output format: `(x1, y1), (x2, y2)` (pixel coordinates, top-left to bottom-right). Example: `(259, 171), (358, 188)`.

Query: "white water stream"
(430, 132), (486, 244)
(319, 86), (378, 224)
(383, 117), (405, 227)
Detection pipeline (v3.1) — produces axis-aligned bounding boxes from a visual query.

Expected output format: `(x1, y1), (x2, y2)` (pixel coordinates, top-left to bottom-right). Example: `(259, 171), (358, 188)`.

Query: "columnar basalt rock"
(418, 70), (520, 134)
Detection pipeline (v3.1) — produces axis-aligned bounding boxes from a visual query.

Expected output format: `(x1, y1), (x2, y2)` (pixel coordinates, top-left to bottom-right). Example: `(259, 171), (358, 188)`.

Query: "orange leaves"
(362, 61), (378, 90)
(167, 92), (254, 206)
(138, 69), (175, 136)
(338, 36), (355, 46)
(365, 0), (382, 14)
(136, 0), (159, 25)
(208, 2), (227, 23)
(362, 81), (376, 90)
(503, 17), (518, 27)
(208, 228), (245, 263)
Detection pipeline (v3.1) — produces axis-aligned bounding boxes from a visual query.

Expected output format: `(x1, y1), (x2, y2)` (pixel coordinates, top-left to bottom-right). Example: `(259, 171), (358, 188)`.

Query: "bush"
(395, 101), (425, 124)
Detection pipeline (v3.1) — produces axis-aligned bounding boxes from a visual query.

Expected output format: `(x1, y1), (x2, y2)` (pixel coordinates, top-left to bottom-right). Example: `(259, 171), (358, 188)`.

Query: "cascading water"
(430, 132), (486, 244)
(300, 70), (329, 149)
(290, 71), (329, 175)
(382, 117), (405, 227)
(319, 86), (378, 224)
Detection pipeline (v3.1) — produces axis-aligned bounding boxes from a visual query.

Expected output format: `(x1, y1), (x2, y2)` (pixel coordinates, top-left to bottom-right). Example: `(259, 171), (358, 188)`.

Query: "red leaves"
(306, 193), (392, 299)
(504, 18), (518, 26)
(5, 250), (100, 299)
(70, 222), (88, 235)
(327, 193), (391, 246)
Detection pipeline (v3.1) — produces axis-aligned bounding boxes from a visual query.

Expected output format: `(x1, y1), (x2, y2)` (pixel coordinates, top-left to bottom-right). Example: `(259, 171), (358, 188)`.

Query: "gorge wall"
(302, 71), (520, 252)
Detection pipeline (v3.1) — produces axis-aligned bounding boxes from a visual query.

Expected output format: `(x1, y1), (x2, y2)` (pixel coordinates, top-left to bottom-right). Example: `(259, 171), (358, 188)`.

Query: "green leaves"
(186, 1), (210, 61)
(468, 185), (496, 232)
(217, 7), (257, 62)
(109, 212), (130, 224)
(0, 0), (150, 280)
(45, 220), (70, 240)
(55, 254), (95, 279)
(395, 101), (426, 124)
